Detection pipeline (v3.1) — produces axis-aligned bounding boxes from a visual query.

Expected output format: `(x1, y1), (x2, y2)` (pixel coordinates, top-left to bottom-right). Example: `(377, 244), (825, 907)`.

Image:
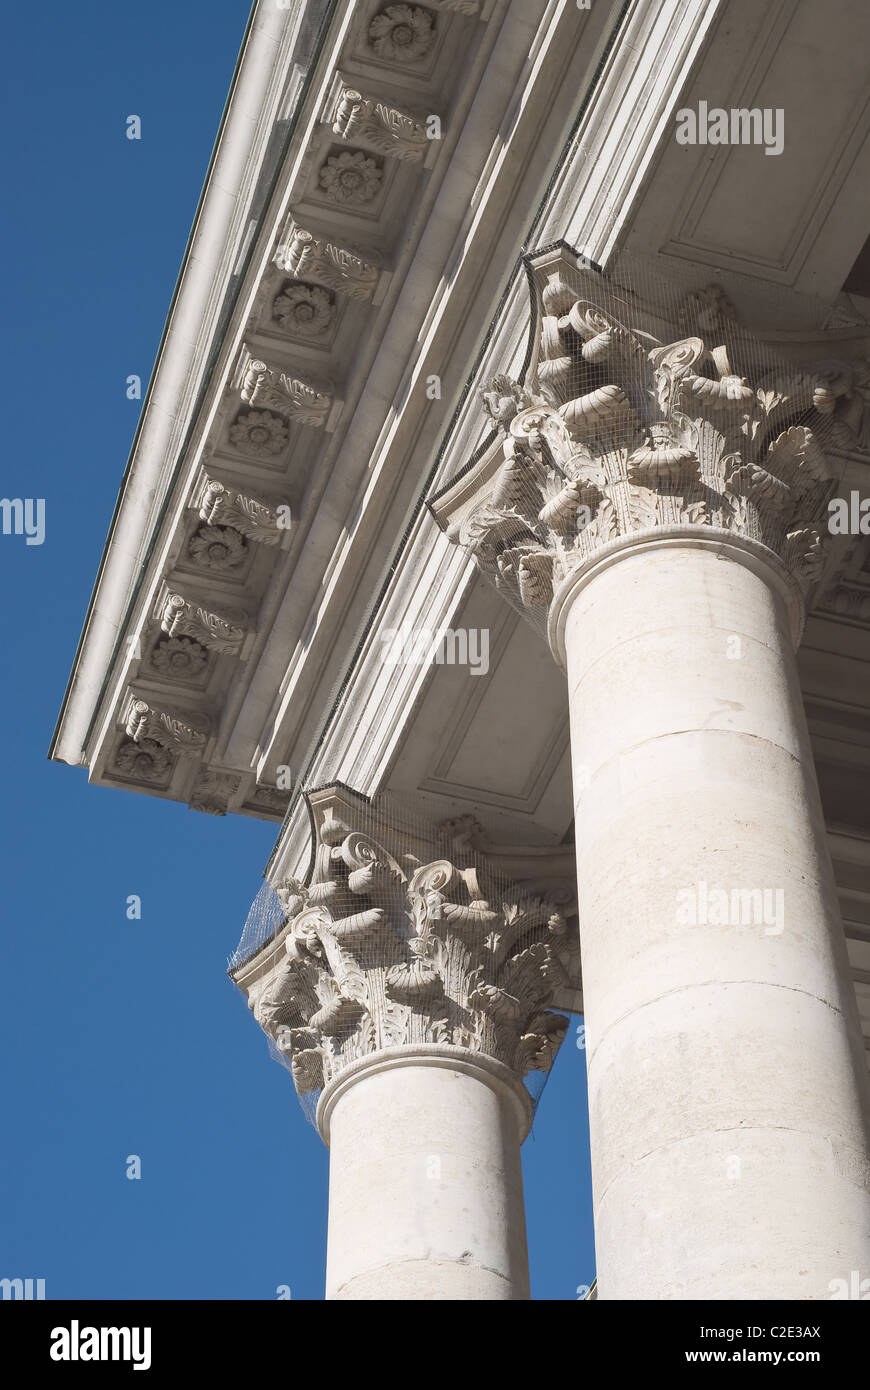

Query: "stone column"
(319, 1047), (531, 1299)
(235, 786), (571, 1300)
(551, 532), (870, 1299)
(437, 263), (870, 1299)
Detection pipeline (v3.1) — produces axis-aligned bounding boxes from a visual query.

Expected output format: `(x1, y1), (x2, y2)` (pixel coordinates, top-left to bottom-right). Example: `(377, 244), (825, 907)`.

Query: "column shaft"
(559, 537), (870, 1299)
(319, 1051), (531, 1300)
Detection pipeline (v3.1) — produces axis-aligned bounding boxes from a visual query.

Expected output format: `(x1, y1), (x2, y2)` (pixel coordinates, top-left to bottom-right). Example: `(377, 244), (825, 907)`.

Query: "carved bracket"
(273, 217), (382, 302)
(235, 348), (333, 427)
(120, 694), (209, 755)
(328, 80), (434, 163)
(157, 590), (248, 657)
(194, 475), (291, 548)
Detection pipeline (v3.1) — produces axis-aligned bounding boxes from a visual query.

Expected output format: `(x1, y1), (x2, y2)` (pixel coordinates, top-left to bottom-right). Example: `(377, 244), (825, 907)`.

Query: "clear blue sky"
(0, 0), (594, 1300)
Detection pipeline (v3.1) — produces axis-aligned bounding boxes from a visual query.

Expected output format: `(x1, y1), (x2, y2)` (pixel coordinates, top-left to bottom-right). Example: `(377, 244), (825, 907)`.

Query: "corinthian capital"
(431, 254), (859, 625)
(232, 787), (571, 1099)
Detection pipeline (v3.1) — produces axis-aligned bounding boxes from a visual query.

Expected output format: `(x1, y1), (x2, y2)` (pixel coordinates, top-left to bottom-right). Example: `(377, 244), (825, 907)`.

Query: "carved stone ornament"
(186, 523), (249, 571)
(248, 784), (292, 814)
(121, 694), (208, 755)
(238, 788), (572, 1098)
(228, 409), (289, 457)
(189, 769), (241, 817)
(273, 219), (380, 302)
(158, 592), (247, 657)
(330, 84), (430, 163)
(195, 477), (289, 547)
(237, 351), (332, 427)
(318, 149), (384, 205)
(112, 736), (174, 785)
(148, 634), (208, 680)
(273, 281), (335, 338)
(439, 262), (864, 622)
(368, 6), (436, 64)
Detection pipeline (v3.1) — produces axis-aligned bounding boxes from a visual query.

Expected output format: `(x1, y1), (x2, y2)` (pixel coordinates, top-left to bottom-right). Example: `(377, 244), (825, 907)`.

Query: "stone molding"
(237, 785), (571, 1101)
(316, 1044), (534, 1145)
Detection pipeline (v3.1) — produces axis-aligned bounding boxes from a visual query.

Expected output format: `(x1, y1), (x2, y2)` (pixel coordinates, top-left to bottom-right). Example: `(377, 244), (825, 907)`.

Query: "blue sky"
(0, 0), (594, 1299)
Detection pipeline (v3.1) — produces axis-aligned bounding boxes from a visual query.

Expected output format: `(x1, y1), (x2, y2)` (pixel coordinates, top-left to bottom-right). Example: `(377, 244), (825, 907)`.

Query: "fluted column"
(235, 786), (571, 1300)
(435, 258), (870, 1298)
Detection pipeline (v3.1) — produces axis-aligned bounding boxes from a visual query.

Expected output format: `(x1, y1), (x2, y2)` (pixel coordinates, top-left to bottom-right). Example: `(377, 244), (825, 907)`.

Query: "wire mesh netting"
(229, 785), (579, 1127)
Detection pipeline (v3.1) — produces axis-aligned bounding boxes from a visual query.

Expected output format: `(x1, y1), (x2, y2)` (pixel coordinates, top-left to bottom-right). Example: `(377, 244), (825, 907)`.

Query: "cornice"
(51, 0), (340, 769)
(54, 0), (620, 825)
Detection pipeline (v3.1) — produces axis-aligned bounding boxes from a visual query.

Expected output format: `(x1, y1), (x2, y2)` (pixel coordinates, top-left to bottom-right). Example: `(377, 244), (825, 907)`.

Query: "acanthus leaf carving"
(121, 694), (208, 755)
(237, 789), (571, 1096)
(195, 476), (290, 547)
(330, 83), (432, 163)
(274, 219), (381, 301)
(442, 267), (844, 611)
(159, 591), (248, 657)
(237, 349), (333, 428)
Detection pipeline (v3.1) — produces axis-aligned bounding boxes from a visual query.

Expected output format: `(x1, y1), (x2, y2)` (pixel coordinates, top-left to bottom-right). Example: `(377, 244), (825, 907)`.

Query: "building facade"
(52, 0), (870, 1299)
